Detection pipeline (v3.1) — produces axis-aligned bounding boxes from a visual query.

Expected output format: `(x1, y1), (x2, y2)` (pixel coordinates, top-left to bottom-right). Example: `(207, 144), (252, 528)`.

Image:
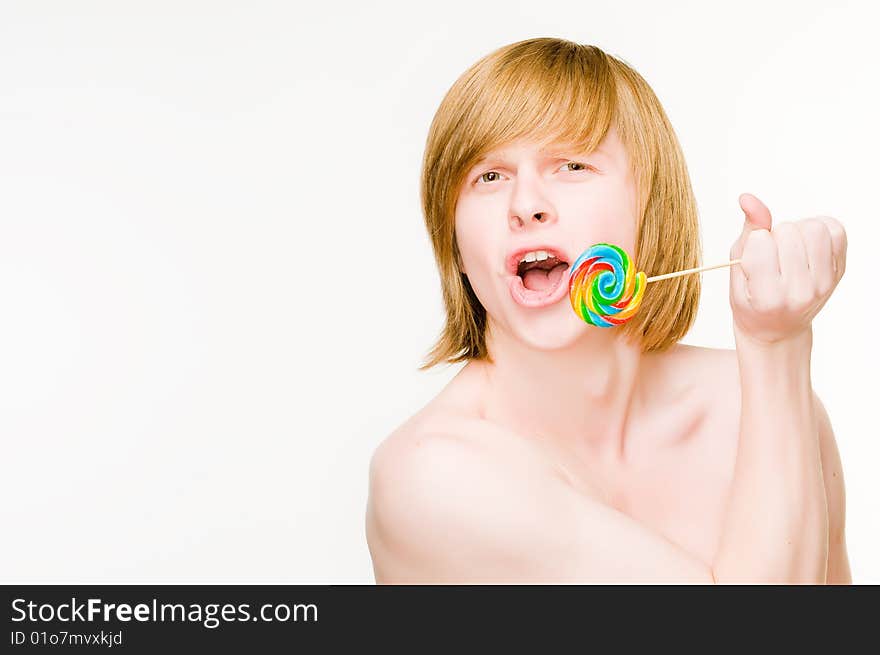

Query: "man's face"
(454, 123), (640, 350)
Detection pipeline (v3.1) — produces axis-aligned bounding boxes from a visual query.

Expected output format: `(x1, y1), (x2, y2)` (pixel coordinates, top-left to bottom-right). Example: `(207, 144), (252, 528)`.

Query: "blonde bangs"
(452, 43), (618, 179)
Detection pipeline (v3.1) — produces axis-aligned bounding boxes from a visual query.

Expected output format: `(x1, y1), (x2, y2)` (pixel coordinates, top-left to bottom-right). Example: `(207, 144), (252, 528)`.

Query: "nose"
(508, 207), (558, 231)
(519, 211), (548, 223)
(508, 182), (558, 231)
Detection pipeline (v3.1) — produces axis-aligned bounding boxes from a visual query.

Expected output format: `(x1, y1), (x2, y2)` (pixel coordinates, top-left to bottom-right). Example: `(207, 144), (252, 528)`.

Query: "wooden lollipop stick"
(645, 259), (742, 283)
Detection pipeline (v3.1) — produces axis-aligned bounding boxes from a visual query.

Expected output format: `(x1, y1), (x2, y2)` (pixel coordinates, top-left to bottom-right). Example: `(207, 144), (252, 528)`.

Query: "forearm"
(713, 327), (829, 584)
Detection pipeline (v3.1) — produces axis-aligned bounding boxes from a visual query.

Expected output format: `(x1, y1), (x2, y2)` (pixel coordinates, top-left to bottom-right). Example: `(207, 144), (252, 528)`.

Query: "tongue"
(521, 263), (567, 292)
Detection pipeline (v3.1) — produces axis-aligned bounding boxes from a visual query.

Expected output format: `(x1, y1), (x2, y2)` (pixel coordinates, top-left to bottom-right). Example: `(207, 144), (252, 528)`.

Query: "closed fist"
(729, 193), (847, 345)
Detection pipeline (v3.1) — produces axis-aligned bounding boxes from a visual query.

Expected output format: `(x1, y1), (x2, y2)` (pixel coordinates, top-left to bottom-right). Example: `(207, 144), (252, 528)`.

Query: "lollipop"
(569, 242), (741, 327)
(569, 243), (646, 327)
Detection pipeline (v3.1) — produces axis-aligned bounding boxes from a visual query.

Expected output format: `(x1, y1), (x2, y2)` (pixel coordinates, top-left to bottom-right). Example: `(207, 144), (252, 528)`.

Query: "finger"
(741, 228), (781, 312)
(774, 221), (811, 304)
(730, 250), (752, 309)
(799, 218), (835, 297)
(814, 216), (847, 280)
(731, 192), (774, 259)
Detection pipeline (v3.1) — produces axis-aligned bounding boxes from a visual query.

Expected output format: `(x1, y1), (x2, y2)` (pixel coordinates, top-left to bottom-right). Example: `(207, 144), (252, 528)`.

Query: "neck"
(477, 319), (649, 468)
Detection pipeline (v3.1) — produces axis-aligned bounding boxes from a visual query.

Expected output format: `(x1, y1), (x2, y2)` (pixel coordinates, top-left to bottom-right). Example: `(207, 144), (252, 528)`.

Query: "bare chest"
(423, 352), (741, 572)
(551, 416), (738, 568)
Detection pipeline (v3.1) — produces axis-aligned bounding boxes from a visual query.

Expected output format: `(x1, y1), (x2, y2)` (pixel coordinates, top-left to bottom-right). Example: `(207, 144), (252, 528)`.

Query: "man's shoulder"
(370, 360), (528, 474)
(367, 385), (570, 521)
(365, 411), (567, 582)
(369, 414), (472, 482)
(368, 408), (535, 497)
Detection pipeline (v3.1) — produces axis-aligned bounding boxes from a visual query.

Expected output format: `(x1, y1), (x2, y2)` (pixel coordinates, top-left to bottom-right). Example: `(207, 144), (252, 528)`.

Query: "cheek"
(455, 211), (497, 270)
(567, 185), (639, 252)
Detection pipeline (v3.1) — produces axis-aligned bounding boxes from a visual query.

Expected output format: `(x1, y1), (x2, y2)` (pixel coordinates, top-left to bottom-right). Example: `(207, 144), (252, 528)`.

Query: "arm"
(814, 390), (852, 584)
(720, 195), (848, 583)
(366, 430), (714, 584)
(713, 327), (829, 584)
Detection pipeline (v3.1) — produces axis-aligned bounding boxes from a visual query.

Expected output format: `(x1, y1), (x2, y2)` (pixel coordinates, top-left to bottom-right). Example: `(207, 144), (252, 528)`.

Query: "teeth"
(519, 250), (557, 263)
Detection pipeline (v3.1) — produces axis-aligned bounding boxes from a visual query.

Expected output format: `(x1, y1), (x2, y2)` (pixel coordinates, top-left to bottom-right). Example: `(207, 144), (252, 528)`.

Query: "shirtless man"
(365, 40), (851, 584)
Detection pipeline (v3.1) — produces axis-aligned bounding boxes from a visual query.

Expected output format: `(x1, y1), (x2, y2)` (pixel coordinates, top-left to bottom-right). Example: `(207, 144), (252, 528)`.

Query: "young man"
(366, 38), (850, 584)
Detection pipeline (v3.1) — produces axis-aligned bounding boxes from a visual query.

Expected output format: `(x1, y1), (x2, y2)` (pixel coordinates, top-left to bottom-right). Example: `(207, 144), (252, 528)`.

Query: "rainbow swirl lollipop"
(568, 242), (646, 327)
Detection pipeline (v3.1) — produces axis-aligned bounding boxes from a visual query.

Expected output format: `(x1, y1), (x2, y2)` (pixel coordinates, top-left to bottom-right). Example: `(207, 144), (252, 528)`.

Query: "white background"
(1, 0), (877, 583)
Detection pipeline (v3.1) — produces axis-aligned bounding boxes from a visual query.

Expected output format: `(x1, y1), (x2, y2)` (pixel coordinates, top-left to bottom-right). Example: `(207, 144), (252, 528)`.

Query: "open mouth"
(508, 253), (571, 308)
(518, 255), (569, 292)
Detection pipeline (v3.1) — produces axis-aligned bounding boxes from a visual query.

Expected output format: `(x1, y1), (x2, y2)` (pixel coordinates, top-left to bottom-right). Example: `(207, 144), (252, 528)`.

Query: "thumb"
(730, 192), (773, 259)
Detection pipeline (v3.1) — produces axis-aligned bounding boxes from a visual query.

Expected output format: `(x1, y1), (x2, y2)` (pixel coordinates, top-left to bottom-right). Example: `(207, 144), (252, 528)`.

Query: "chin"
(493, 305), (589, 352)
